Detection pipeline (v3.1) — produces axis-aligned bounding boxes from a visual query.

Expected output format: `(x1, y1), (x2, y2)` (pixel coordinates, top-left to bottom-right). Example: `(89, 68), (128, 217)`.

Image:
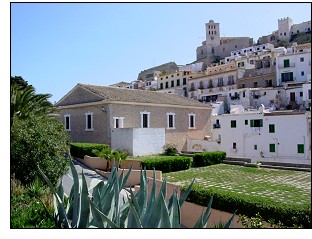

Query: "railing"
(213, 123), (221, 129)
(278, 63), (295, 68)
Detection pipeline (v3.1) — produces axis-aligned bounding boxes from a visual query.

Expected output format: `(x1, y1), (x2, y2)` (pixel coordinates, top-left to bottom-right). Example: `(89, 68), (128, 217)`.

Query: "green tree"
(11, 114), (70, 185)
(11, 82), (57, 122)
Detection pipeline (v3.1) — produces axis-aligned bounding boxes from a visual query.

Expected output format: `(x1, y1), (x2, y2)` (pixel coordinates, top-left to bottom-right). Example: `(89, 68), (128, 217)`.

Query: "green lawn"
(164, 164), (311, 206)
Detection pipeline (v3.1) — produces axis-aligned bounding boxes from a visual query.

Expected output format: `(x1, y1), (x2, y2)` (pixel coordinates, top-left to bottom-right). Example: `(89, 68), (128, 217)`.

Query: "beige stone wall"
(58, 102), (211, 152)
(59, 104), (111, 144)
(108, 103), (211, 151)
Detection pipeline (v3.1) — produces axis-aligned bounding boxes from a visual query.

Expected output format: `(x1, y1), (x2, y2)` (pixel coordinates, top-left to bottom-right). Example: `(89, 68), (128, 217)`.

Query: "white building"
(210, 106), (311, 165)
(276, 43), (311, 86)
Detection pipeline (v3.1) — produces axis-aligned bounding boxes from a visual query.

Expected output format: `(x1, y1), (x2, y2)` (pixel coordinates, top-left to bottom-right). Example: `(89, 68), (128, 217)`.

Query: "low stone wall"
(76, 156), (142, 171)
(96, 168), (162, 187)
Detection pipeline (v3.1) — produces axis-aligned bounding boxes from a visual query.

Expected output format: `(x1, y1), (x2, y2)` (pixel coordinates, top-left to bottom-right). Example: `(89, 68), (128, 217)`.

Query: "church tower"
(205, 20), (220, 55)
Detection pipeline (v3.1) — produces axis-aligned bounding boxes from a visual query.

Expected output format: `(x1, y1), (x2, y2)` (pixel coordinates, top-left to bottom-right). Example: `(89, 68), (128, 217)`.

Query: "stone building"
(195, 20), (253, 66)
(55, 83), (212, 153)
(258, 17), (311, 44)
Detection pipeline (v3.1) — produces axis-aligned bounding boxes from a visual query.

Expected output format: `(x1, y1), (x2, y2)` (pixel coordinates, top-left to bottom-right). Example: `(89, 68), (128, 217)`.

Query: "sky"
(9, 2), (311, 104)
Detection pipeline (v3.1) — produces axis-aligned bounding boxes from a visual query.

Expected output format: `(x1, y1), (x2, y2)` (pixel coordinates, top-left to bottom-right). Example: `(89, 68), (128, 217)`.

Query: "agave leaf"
(114, 174), (120, 227)
(89, 199), (118, 228)
(194, 212), (204, 228)
(168, 189), (180, 228)
(120, 164), (132, 189)
(91, 180), (104, 209)
(159, 192), (171, 228)
(223, 210), (237, 228)
(141, 169), (157, 226)
(179, 178), (195, 206)
(89, 198), (105, 228)
(127, 196), (143, 228)
(69, 159), (80, 227)
(77, 170), (90, 228)
(201, 196), (213, 228)
(136, 168), (148, 217)
(38, 165), (70, 228)
(66, 185), (74, 220)
(119, 196), (130, 228)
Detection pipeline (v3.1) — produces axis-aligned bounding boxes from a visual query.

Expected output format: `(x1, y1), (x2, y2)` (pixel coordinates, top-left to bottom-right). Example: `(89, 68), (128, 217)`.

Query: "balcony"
(231, 96), (240, 100)
(278, 63), (296, 69)
(213, 123), (221, 129)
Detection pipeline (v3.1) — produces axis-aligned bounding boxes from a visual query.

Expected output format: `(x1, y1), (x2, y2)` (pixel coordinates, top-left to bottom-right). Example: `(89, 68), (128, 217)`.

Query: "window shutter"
(260, 119), (263, 127)
(250, 120), (254, 127)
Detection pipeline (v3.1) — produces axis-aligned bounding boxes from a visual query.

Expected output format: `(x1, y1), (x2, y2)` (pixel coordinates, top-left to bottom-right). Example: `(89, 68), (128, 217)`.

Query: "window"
(64, 114), (71, 131)
(300, 57), (304, 62)
(183, 78), (187, 85)
(85, 112), (93, 131)
(177, 79), (180, 86)
(281, 72), (294, 82)
(254, 82), (258, 88)
(300, 92), (303, 97)
(113, 117), (124, 128)
(231, 120), (236, 128)
(188, 113), (196, 129)
(245, 120), (248, 125)
(269, 124), (275, 133)
(171, 81), (174, 87)
(269, 144), (275, 153)
(301, 71), (304, 76)
(233, 142), (237, 149)
(243, 91), (246, 97)
(165, 82), (169, 88)
(160, 83), (163, 89)
(297, 144), (304, 154)
(140, 112), (150, 128)
(254, 145), (257, 150)
(250, 119), (263, 127)
(283, 59), (290, 67)
(166, 113), (175, 129)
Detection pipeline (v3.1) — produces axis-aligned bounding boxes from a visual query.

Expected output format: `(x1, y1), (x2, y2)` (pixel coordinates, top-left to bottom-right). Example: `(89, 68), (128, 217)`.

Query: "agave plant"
(39, 159), (236, 228)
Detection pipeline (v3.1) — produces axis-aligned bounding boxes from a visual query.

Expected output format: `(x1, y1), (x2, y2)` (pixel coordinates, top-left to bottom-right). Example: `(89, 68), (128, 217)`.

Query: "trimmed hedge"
(193, 151), (226, 167)
(184, 184), (311, 228)
(70, 142), (109, 159)
(141, 156), (192, 173)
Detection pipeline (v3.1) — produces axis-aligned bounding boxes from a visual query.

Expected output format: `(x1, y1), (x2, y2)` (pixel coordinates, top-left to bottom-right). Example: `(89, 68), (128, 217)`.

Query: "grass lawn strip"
(164, 164), (311, 206)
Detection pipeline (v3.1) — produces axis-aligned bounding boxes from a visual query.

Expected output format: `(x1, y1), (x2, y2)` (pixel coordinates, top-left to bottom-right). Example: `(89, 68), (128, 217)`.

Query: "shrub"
(11, 115), (70, 186)
(162, 143), (178, 156)
(11, 176), (55, 228)
(141, 156), (192, 173)
(70, 142), (109, 159)
(193, 151), (226, 167)
(184, 184), (311, 228)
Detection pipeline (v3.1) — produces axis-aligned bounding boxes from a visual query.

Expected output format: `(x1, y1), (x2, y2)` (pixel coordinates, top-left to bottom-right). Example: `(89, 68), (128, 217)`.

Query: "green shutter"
(290, 72), (294, 81)
(297, 144), (304, 154)
(231, 120), (236, 128)
(269, 144), (275, 152)
(250, 120), (254, 127)
(269, 124), (275, 133)
(284, 59), (290, 67)
(259, 119), (263, 127)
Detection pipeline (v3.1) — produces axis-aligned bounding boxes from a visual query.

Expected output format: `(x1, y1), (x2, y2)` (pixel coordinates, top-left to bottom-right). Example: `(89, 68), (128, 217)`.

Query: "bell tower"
(205, 20), (220, 55)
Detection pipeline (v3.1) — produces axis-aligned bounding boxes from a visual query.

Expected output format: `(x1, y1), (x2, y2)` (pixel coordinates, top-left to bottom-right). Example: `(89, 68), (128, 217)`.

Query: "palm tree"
(92, 147), (114, 172)
(11, 81), (58, 123)
(92, 147), (128, 172)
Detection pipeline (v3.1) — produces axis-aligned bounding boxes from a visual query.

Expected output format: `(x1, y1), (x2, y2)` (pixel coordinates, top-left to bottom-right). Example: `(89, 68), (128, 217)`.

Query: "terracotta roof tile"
(79, 83), (208, 107)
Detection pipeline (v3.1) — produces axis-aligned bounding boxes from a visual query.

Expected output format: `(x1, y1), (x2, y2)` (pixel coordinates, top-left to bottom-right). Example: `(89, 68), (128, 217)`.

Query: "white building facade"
(211, 109), (311, 165)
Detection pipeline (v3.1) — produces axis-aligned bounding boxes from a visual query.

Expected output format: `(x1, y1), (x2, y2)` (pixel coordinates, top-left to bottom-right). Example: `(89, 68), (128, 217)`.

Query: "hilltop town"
(56, 16), (311, 167)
